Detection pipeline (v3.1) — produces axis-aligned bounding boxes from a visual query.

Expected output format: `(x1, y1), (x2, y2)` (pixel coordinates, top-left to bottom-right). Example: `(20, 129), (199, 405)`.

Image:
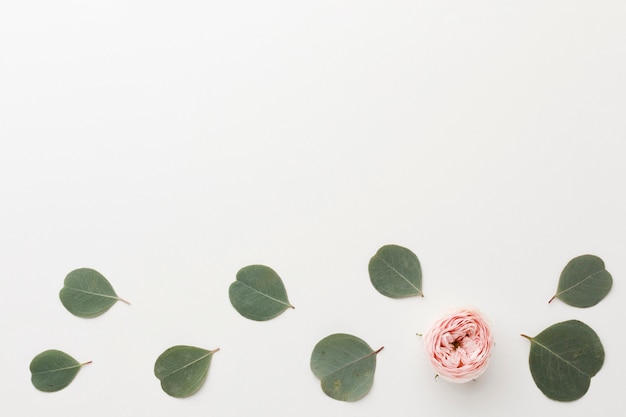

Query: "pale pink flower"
(423, 307), (494, 383)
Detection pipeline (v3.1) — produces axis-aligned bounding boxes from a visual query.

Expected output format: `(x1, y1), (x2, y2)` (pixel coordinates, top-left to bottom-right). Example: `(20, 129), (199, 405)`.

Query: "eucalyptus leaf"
(310, 333), (383, 402)
(30, 349), (91, 392)
(521, 320), (604, 401)
(154, 345), (219, 398)
(368, 244), (422, 298)
(549, 254), (612, 308)
(229, 265), (294, 321)
(59, 268), (129, 318)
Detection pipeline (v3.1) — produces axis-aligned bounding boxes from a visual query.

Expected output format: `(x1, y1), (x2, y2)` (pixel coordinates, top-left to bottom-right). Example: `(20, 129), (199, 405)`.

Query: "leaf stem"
(548, 295), (556, 304)
(520, 334), (532, 341)
(81, 360), (93, 366)
(117, 296), (131, 305)
(211, 348), (221, 354)
(374, 346), (384, 354)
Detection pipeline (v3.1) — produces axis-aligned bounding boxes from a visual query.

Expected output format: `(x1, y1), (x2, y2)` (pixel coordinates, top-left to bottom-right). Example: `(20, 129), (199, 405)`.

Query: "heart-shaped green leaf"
(368, 244), (422, 298)
(310, 333), (383, 402)
(549, 254), (612, 308)
(30, 350), (91, 392)
(59, 268), (129, 318)
(521, 320), (604, 401)
(154, 345), (219, 398)
(229, 265), (294, 321)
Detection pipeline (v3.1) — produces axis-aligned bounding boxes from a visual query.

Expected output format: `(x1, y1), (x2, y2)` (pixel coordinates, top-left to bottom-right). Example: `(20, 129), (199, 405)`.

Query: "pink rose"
(423, 307), (494, 383)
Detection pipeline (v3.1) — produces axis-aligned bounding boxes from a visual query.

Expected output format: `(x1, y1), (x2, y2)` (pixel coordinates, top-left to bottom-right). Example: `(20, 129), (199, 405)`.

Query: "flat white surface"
(1, 1), (625, 416)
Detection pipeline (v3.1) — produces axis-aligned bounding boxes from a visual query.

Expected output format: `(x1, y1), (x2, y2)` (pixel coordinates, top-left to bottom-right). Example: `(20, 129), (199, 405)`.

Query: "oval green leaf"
(30, 349), (91, 392)
(229, 265), (294, 321)
(310, 333), (383, 402)
(521, 320), (604, 402)
(154, 345), (219, 398)
(59, 268), (129, 318)
(549, 254), (612, 308)
(368, 244), (422, 298)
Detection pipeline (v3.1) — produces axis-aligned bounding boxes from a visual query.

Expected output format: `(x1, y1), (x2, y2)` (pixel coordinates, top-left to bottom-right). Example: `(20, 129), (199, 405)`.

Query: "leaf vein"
(556, 269), (604, 298)
(378, 258), (419, 293)
(161, 352), (212, 380)
(64, 287), (119, 301)
(531, 339), (590, 377)
(324, 350), (376, 377)
(236, 281), (292, 308)
(33, 364), (80, 375)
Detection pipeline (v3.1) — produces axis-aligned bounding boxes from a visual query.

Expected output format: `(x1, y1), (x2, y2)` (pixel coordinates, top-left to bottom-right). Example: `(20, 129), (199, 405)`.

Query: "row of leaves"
(30, 333), (382, 401)
(31, 246), (613, 402)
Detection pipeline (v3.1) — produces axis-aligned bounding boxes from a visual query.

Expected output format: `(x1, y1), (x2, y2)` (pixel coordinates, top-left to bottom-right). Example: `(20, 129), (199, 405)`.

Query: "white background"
(1, 1), (624, 416)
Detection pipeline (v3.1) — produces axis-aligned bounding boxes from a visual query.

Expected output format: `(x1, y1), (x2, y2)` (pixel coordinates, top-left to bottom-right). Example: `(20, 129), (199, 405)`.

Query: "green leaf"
(310, 333), (383, 402)
(30, 350), (91, 392)
(59, 268), (129, 318)
(549, 254), (612, 308)
(368, 244), (422, 298)
(228, 265), (294, 321)
(154, 345), (219, 398)
(521, 320), (605, 402)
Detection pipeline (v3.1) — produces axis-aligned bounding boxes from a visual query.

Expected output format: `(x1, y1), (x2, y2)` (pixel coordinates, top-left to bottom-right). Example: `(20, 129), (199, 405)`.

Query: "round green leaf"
(30, 349), (91, 392)
(154, 345), (219, 398)
(522, 320), (605, 402)
(368, 244), (422, 298)
(228, 265), (294, 321)
(310, 333), (383, 402)
(59, 268), (129, 318)
(549, 254), (612, 308)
